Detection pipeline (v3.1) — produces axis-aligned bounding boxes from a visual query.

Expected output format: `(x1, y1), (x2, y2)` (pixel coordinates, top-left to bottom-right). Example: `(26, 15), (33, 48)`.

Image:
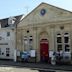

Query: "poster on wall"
(17, 50), (20, 56)
(49, 51), (53, 57)
(30, 50), (36, 57)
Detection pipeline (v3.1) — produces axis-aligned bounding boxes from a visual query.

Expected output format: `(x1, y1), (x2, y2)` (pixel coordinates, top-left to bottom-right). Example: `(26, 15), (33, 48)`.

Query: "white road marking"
(0, 66), (14, 72)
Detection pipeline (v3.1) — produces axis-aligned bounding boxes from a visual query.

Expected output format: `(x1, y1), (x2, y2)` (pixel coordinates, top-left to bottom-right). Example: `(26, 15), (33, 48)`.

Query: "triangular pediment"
(18, 2), (72, 27)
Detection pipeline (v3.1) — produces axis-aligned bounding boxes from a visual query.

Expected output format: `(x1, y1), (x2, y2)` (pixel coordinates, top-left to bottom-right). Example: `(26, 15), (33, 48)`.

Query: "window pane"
(30, 39), (32, 41)
(29, 36), (33, 43)
(57, 37), (62, 43)
(6, 54), (9, 56)
(57, 33), (61, 35)
(0, 48), (1, 55)
(6, 48), (10, 57)
(27, 30), (29, 33)
(57, 45), (62, 51)
(65, 44), (70, 51)
(7, 32), (10, 36)
(64, 33), (68, 35)
(64, 37), (69, 43)
(6, 48), (10, 50)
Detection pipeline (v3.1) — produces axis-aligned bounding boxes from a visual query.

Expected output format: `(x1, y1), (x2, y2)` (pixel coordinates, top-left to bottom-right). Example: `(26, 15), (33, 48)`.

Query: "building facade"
(17, 3), (72, 62)
(0, 15), (23, 60)
(0, 28), (15, 59)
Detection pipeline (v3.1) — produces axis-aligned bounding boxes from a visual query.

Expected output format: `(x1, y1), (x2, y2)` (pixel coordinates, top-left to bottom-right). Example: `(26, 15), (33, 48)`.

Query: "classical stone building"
(17, 2), (72, 62)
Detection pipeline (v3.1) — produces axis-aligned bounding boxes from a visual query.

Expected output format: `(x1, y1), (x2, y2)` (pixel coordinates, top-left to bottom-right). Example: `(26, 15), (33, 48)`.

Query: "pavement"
(0, 60), (72, 71)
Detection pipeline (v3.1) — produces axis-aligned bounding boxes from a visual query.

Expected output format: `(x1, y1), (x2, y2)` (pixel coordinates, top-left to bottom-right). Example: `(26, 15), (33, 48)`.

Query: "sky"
(0, 0), (72, 19)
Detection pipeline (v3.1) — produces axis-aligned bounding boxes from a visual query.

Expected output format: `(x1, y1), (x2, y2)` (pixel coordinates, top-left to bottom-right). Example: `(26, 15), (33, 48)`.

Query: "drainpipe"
(14, 22), (17, 62)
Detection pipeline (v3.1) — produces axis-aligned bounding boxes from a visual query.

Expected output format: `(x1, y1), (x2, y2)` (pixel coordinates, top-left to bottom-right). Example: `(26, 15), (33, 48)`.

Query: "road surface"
(0, 65), (71, 72)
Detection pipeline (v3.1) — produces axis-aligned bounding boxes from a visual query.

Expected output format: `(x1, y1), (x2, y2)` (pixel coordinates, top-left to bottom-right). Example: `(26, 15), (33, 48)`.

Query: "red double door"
(40, 39), (49, 62)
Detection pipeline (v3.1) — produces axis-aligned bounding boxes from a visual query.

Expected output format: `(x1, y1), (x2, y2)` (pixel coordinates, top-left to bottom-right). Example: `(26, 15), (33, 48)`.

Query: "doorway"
(40, 39), (49, 62)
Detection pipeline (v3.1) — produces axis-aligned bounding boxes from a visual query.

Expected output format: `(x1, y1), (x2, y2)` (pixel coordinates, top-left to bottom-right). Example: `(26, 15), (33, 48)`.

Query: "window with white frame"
(57, 44), (62, 51)
(6, 48), (10, 57)
(56, 32), (70, 52)
(7, 32), (10, 36)
(64, 32), (70, 52)
(24, 36), (28, 51)
(24, 35), (33, 51)
(29, 36), (33, 50)
(57, 33), (62, 51)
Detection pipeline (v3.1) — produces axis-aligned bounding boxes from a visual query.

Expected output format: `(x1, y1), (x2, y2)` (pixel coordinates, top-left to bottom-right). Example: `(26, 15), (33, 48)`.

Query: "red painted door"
(40, 39), (49, 62)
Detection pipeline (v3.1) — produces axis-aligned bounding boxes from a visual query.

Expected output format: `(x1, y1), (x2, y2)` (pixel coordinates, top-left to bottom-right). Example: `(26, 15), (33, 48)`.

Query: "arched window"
(64, 32), (70, 51)
(64, 32), (69, 43)
(29, 36), (33, 50)
(56, 33), (62, 51)
(24, 36), (28, 51)
(23, 35), (33, 51)
(56, 32), (70, 52)
(57, 33), (62, 43)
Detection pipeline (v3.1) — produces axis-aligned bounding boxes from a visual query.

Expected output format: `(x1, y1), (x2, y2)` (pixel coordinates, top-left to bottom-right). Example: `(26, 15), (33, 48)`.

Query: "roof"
(20, 2), (72, 21)
(18, 2), (72, 27)
(0, 14), (23, 28)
